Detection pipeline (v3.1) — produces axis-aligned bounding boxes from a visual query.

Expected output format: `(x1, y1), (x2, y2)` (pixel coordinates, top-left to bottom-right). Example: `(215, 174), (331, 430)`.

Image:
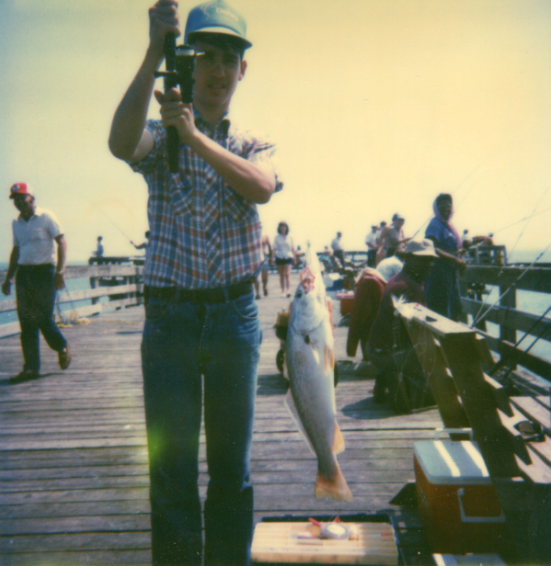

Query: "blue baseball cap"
(185, 0), (252, 49)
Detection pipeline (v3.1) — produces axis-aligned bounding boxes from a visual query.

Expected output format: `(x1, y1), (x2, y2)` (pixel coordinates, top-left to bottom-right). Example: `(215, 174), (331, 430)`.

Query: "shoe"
(255, 294), (261, 300)
(58, 345), (71, 370)
(11, 369), (39, 381)
(263, 288), (268, 296)
(286, 293), (291, 298)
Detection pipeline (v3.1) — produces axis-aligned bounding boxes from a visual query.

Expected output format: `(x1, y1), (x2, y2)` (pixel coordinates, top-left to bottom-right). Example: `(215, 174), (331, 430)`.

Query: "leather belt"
(145, 281), (253, 304)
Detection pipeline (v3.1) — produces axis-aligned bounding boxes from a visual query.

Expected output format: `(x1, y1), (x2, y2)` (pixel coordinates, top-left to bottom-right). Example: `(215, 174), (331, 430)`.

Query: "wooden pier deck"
(0, 275), (443, 565)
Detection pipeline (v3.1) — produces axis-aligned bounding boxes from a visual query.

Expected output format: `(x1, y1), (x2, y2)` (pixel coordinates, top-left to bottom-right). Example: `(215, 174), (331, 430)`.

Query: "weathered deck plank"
(0, 275), (440, 565)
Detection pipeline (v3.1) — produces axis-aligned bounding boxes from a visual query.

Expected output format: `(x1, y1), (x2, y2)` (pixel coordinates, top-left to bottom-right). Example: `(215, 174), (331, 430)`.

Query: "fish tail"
(315, 463), (353, 502)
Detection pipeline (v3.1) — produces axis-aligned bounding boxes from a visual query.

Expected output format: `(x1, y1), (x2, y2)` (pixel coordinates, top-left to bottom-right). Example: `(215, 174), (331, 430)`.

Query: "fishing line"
(93, 205), (134, 243)
(56, 286), (91, 327)
(499, 315), (551, 383)
(55, 294), (69, 326)
(470, 190), (550, 323)
(410, 152), (492, 240)
(471, 239), (551, 328)
(489, 303), (551, 376)
(498, 187), (549, 275)
(491, 204), (551, 237)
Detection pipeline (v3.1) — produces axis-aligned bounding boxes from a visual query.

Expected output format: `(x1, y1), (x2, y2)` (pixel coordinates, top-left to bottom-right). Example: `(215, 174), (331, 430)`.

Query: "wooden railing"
(460, 265), (551, 389)
(0, 263), (144, 339)
(396, 302), (551, 564)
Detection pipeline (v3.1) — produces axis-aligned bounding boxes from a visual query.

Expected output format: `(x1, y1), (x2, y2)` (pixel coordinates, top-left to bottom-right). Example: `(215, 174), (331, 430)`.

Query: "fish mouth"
(300, 267), (315, 294)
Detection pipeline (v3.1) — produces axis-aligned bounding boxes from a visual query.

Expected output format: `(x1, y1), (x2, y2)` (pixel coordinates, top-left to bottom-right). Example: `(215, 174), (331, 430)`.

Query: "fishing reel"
(154, 34), (203, 172)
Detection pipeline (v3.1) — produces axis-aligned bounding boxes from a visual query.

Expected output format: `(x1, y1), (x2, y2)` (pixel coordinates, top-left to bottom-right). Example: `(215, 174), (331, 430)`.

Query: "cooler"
(413, 440), (509, 554)
(337, 292), (355, 315)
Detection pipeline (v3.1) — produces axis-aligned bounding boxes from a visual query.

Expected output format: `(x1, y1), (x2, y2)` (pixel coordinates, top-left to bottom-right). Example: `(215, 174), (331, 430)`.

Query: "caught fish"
(285, 247), (352, 501)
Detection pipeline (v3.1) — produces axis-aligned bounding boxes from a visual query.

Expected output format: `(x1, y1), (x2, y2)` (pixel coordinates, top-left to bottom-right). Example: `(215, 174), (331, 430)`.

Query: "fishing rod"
(498, 313), (551, 383)
(490, 204), (551, 237)
(410, 153), (492, 240)
(489, 303), (551, 376)
(497, 187), (549, 276)
(94, 205), (134, 243)
(470, 191), (551, 324)
(471, 238), (551, 328)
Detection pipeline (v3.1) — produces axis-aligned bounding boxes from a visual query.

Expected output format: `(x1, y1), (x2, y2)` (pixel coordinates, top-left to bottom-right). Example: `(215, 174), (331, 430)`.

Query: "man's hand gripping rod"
(155, 33), (202, 173)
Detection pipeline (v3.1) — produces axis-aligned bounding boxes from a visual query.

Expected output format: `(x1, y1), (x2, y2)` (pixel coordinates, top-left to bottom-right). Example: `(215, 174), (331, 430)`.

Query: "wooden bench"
(395, 302), (551, 564)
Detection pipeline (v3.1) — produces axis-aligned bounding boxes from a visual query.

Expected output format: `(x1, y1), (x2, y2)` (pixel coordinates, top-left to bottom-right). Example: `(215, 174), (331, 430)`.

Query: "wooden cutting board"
(251, 521), (398, 565)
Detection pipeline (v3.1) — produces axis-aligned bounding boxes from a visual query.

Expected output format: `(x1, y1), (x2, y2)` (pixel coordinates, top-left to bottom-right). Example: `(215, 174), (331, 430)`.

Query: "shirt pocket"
(224, 187), (257, 225)
(168, 174), (195, 217)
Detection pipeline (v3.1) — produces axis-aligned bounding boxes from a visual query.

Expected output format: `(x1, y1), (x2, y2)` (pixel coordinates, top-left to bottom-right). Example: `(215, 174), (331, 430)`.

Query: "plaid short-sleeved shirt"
(131, 117), (283, 289)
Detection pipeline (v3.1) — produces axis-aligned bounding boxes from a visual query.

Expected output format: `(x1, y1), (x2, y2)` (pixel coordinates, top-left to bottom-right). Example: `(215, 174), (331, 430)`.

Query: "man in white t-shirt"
(2, 183), (71, 379)
(331, 231), (345, 266)
(365, 225), (379, 267)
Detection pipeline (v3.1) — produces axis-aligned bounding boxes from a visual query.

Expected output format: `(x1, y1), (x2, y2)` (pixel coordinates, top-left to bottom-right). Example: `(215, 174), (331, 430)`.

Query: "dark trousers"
(16, 264), (67, 373)
(425, 261), (462, 321)
(367, 249), (377, 267)
(142, 290), (261, 566)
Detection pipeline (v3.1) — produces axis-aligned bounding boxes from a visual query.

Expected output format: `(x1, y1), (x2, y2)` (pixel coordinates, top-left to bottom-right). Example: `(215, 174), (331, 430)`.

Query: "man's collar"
(18, 205), (39, 222)
(194, 108), (231, 136)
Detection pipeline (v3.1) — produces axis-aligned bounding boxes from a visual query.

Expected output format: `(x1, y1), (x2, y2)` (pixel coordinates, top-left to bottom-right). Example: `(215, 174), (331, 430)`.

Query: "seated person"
(366, 239), (437, 413)
(376, 244), (406, 282)
(346, 267), (386, 360)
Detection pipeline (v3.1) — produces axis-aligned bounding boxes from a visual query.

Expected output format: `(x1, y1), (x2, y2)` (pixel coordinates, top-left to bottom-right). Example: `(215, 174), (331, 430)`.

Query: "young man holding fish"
(109, 1), (282, 564)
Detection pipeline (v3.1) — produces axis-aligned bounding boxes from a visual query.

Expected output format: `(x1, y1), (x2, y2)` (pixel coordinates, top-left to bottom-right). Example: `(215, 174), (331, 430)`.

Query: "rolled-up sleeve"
(130, 120), (166, 175)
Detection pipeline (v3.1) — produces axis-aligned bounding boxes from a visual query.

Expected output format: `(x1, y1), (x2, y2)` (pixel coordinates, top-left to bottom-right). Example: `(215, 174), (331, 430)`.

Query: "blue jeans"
(141, 289), (261, 566)
(16, 264), (67, 373)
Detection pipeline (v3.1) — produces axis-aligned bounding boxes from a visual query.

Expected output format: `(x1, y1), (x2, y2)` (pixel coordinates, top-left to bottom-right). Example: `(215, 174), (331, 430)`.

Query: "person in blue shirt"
(424, 193), (466, 321)
(93, 236), (104, 258)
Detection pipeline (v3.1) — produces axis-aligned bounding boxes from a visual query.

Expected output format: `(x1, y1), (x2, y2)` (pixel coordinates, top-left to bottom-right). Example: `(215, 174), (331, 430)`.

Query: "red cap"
(9, 183), (33, 199)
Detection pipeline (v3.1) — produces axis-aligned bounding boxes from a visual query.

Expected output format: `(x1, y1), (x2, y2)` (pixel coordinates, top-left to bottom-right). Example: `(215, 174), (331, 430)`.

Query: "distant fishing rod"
(94, 205), (134, 243)
(497, 187), (549, 276)
(470, 191), (550, 323)
(410, 153), (492, 240)
(491, 204), (551, 237)
(471, 238), (551, 328)
(489, 303), (551, 377)
(499, 313), (551, 383)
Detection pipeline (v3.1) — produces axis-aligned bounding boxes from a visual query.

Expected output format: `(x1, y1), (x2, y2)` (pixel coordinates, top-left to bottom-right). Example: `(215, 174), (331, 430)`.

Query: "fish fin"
(284, 390), (316, 456)
(310, 345), (320, 365)
(315, 463), (353, 502)
(333, 423), (345, 454)
(327, 297), (334, 332)
(324, 346), (334, 371)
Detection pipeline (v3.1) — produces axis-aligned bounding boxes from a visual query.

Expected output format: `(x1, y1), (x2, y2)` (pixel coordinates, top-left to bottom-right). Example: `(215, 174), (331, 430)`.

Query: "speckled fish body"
(285, 251), (352, 501)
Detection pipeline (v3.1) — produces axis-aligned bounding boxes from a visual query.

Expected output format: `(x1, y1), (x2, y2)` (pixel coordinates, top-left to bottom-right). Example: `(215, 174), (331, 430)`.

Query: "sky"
(1, 0), (550, 263)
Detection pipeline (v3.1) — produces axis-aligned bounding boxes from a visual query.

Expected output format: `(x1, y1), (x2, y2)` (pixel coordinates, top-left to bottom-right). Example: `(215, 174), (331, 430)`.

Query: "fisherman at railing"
(366, 239), (438, 412)
(424, 193), (467, 322)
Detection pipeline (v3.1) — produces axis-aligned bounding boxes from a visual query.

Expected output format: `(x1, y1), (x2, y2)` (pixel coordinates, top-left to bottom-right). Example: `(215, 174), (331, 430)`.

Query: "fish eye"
(296, 291), (303, 299)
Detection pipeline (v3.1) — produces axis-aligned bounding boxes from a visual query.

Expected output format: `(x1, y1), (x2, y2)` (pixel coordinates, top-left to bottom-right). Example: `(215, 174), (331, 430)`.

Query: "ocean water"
(2, 259), (550, 368)
(0, 261), (128, 326)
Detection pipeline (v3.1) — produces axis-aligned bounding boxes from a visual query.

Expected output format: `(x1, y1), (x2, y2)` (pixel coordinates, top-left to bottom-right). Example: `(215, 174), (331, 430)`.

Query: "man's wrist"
(144, 45), (165, 73)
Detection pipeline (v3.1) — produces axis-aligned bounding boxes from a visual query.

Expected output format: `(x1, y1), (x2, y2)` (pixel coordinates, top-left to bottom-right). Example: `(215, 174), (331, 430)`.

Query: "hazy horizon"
(1, 0), (550, 263)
